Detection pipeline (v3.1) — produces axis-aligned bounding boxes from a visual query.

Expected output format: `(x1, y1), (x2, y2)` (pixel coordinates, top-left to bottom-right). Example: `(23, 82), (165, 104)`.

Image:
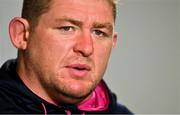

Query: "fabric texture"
(0, 59), (133, 114)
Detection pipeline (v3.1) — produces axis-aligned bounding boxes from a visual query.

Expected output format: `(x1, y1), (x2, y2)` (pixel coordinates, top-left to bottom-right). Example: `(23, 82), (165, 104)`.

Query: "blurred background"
(0, 0), (179, 114)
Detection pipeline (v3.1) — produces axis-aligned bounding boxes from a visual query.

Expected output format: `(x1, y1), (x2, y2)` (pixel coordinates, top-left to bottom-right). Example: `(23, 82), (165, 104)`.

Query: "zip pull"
(41, 103), (47, 115)
(65, 110), (71, 115)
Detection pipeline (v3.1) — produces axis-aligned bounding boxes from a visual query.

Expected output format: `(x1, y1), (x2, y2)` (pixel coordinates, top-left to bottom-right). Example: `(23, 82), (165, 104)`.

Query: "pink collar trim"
(77, 81), (109, 112)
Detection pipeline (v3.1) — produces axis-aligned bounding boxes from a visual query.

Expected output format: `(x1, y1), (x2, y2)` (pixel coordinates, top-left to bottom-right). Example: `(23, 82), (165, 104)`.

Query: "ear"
(112, 32), (117, 48)
(9, 17), (30, 50)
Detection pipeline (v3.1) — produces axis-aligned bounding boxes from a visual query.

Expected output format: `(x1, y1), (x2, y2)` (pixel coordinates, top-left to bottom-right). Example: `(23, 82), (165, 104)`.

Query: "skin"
(9, 0), (117, 105)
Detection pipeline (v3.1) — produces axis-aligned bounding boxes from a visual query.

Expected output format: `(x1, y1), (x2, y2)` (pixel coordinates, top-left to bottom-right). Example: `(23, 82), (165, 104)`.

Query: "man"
(0, 0), (132, 114)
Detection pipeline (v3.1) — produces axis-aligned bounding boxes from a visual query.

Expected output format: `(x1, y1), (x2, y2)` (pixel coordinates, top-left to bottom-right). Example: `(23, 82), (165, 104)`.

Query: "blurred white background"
(0, 0), (179, 114)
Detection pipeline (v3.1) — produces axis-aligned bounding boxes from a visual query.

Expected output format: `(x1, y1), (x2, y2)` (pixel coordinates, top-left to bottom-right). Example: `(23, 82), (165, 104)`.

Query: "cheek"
(93, 42), (113, 76)
(27, 32), (73, 73)
(97, 48), (112, 68)
(35, 31), (73, 58)
(96, 41), (113, 61)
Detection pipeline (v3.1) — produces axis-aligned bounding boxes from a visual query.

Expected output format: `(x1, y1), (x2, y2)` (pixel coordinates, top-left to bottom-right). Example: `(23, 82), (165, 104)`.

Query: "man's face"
(25, 0), (117, 103)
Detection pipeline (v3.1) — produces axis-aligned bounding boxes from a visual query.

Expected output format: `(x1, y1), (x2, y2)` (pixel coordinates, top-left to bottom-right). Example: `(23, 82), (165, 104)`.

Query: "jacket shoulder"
(112, 103), (133, 114)
(102, 81), (133, 114)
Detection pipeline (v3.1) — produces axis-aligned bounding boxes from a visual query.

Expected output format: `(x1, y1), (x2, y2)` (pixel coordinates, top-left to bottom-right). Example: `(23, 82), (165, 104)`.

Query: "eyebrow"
(55, 17), (82, 27)
(93, 22), (113, 33)
(55, 17), (113, 32)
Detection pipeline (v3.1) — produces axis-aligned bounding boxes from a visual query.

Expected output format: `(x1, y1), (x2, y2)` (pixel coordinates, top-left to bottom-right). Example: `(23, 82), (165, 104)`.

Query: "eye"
(93, 30), (109, 38)
(57, 26), (75, 33)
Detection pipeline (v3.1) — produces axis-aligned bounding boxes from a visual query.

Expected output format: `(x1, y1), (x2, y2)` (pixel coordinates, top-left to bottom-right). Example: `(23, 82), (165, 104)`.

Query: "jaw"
(47, 78), (96, 104)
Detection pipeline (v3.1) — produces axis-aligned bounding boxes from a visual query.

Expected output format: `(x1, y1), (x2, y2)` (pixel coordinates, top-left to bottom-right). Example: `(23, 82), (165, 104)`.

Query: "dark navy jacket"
(0, 59), (133, 114)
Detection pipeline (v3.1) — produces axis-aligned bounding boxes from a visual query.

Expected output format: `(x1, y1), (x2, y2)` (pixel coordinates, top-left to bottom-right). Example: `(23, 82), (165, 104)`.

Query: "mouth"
(65, 64), (91, 78)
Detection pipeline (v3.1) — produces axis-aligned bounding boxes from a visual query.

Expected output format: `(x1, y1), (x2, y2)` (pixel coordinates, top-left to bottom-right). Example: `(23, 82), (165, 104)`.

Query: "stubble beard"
(39, 74), (99, 104)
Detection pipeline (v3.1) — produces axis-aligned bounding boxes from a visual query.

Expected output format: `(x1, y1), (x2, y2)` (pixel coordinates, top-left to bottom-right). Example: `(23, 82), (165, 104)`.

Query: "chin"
(61, 81), (94, 99)
(57, 86), (93, 104)
(52, 75), (98, 103)
(71, 82), (93, 95)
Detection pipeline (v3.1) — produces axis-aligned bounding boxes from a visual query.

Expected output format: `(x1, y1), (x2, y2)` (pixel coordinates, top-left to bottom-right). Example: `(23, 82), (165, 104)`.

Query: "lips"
(65, 64), (91, 77)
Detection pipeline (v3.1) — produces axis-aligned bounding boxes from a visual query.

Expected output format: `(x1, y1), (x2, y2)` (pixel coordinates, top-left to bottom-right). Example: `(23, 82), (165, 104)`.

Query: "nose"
(73, 32), (94, 57)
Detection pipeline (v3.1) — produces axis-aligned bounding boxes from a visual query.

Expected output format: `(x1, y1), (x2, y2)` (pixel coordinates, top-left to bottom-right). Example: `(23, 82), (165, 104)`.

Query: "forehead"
(50, 0), (113, 7)
(46, 0), (114, 23)
(50, 0), (113, 12)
